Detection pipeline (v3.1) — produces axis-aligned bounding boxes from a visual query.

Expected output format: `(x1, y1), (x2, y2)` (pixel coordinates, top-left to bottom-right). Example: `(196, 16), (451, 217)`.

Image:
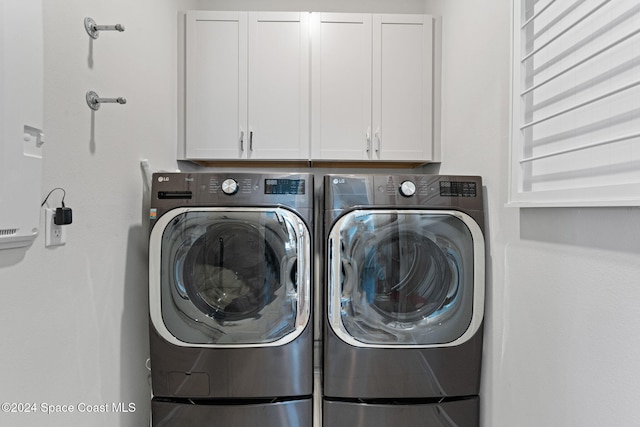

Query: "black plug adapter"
(54, 207), (73, 225)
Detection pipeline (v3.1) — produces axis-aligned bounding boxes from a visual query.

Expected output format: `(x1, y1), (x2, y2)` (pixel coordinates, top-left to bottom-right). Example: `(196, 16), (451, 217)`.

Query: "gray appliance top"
(151, 172), (313, 212)
(324, 174), (483, 212)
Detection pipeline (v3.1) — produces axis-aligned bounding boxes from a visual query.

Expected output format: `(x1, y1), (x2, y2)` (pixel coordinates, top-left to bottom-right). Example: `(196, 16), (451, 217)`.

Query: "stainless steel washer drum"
(150, 207), (311, 348)
(178, 220), (282, 322)
(361, 229), (452, 322)
(328, 209), (484, 347)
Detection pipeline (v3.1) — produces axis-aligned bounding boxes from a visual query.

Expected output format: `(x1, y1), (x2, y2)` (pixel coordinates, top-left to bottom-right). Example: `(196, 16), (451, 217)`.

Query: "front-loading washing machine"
(148, 172), (313, 426)
(322, 174), (485, 427)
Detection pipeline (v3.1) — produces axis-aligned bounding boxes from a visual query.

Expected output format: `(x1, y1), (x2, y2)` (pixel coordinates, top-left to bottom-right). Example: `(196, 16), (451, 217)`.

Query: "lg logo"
(157, 176), (170, 182)
(332, 178), (346, 185)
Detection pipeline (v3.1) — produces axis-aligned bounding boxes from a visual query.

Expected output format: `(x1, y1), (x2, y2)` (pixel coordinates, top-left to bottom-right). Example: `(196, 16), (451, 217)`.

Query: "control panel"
(264, 179), (305, 195)
(325, 174), (483, 210)
(439, 181), (478, 198)
(151, 173), (313, 216)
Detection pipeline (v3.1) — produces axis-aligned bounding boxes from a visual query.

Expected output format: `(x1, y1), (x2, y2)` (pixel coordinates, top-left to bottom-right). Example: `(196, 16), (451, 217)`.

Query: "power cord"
(41, 188), (73, 225)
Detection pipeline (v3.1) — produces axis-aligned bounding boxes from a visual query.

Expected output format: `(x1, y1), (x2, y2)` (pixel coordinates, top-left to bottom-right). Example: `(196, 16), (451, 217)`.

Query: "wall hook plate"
(86, 90), (101, 110)
(84, 17), (100, 39)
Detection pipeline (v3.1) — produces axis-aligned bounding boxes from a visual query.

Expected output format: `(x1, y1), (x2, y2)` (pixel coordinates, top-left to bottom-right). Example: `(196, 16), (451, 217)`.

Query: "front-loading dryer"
(322, 174), (485, 427)
(148, 172), (313, 426)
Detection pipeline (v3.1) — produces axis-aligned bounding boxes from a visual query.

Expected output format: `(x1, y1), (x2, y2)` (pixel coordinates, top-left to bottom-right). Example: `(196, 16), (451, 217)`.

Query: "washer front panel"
(150, 207), (311, 348)
(327, 209), (484, 348)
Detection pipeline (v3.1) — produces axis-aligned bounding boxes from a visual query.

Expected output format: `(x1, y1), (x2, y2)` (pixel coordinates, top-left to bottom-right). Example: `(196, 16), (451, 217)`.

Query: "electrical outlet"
(45, 208), (66, 247)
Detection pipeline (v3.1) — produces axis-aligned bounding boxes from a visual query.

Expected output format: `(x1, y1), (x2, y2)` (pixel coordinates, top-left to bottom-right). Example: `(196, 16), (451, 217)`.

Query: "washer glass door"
(328, 210), (483, 347)
(154, 207), (310, 346)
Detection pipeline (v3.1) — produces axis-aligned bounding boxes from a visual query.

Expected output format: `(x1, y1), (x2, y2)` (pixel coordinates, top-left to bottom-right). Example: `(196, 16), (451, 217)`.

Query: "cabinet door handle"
(366, 130), (371, 153)
(249, 131), (253, 151)
(240, 130), (245, 151)
(375, 130), (381, 154)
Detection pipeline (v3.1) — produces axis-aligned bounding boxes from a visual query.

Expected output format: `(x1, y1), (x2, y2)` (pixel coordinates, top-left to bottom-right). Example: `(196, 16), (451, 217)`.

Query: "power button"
(221, 178), (239, 195)
(399, 180), (416, 197)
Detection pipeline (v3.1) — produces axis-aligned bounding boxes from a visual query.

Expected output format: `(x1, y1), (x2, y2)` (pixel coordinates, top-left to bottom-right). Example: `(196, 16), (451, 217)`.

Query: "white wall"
(2, 0), (639, 426)
(0, 1), (195, 426)
(424, 0), (640, 426)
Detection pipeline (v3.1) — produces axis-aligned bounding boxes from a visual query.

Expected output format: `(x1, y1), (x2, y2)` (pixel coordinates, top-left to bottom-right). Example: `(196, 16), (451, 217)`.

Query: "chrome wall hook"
(86, 91), (127, 111)
(84, 17), (125, 39)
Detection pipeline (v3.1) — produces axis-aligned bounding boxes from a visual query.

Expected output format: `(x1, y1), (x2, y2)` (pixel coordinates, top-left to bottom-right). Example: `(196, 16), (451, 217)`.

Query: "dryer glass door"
(154, 207), (310, 347)
(328, 210), (482, 347)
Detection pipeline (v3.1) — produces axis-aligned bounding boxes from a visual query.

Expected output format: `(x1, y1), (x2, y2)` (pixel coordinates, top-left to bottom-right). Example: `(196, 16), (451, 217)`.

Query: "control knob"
(221, 178), (239, 195)
(399, 180), (416, 197)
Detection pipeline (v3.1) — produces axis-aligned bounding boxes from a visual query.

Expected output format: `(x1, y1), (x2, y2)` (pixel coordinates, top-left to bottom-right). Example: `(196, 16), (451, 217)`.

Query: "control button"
(221, 178), (239, 195)
(399, 180), (417, 197)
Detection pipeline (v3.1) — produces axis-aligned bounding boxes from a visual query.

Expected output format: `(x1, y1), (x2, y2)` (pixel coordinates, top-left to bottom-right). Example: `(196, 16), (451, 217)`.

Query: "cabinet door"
(185, 11), (248, 159)
(372, 15), (434, 161)
(311, 13), (372, 160)
(247, 12), (309, 160)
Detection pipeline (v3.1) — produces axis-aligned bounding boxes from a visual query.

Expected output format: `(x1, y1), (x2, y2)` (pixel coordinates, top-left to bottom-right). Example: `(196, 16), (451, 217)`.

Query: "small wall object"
(84, 17), (125, 39)
(85, 91), (127, 111)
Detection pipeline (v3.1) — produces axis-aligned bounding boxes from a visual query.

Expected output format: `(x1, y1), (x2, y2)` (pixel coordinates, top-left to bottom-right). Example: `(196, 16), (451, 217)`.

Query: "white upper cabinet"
(310, 13), (372, 160)
(185, 11), (245, 160)
(184, 11), (436, 163)
(248, 12), (309, 160)
(185, 11), (309, 160)
(311, 13), (435, 162)
(373, 14), (433, 161)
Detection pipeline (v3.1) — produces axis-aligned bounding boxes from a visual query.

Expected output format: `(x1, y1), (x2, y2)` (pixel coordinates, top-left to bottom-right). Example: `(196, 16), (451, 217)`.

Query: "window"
(510, 0), (640, 206)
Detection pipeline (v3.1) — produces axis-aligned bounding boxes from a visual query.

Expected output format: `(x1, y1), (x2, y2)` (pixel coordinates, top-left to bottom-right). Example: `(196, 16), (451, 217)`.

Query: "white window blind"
(509, 0), (640, 206)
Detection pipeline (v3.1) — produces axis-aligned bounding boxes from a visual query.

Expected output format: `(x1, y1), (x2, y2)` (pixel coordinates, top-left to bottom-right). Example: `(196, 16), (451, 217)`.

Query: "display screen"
(264, 179), (305, 195)
(440, 181), (477, 197)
